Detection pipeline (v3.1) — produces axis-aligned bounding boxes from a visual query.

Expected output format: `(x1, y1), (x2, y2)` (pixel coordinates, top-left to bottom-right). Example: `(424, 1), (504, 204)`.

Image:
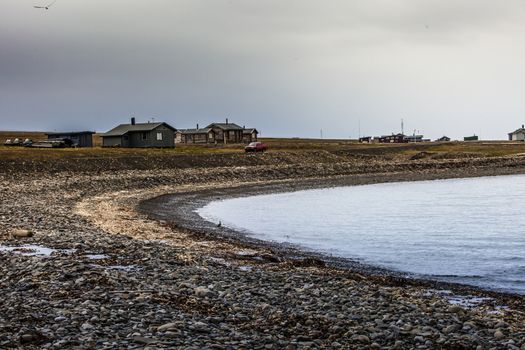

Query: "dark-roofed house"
(508, 125), (525, 141)
(45, 131), (95, 147)
(436, 136), (451, 142)
(378, 133), (406, 143)
(101, 118), (176, 148)
(242, 128), (258, 143)
(206, 119), (244, 144)
(175, 127), (216, 144)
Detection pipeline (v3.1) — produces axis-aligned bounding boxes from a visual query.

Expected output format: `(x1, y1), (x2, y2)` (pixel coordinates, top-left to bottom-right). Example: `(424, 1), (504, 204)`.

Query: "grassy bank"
(2, 131), (525, 162)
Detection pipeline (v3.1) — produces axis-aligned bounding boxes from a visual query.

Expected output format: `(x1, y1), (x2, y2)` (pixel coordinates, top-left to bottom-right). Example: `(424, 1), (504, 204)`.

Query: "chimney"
(196, 123), (199, 130)
(131, 117), (136, 125)
(226, 118), (228, 124)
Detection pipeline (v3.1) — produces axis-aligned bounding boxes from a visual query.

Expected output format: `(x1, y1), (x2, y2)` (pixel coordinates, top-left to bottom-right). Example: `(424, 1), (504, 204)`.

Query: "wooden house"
(206, 119), (244, 144)
(176, 127), (216, 144)
(101, 118), (176, 148)
(242, 128), (258, 143)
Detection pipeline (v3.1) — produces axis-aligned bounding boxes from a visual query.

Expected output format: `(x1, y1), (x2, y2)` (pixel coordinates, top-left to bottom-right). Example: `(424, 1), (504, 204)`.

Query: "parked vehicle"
(4, 138), (23, 146)
(31, 140), (68, 148)
(22, 139), (33, 147)
(245, 142), (268, 152)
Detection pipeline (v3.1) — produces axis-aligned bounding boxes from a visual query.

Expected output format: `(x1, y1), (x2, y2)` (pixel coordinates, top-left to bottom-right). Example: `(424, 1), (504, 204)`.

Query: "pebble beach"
(1, 151), (525, 349)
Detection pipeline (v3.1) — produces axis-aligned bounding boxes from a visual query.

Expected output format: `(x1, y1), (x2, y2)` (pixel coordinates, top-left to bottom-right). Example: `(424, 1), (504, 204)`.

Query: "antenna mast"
(401, 118), (404, 135)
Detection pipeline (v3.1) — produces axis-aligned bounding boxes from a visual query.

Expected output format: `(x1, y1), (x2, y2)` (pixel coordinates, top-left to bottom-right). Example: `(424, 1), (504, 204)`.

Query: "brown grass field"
(1, 131), (525, 160)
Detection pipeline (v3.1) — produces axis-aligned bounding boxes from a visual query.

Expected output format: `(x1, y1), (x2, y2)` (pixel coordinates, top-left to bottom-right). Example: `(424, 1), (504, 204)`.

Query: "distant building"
(242, 128), (259, 143)
(206, 119), (244, 144)
(436, 136), (451, 142)
(101, 118), (176, 148)
(379, 133), (406, 143)
(508, 125), (525, 141)
(359, 136), (372, 143)
(464, 135), (479, 141)
(45, 131), (95, 147)
(404, 135), (426, 143)
(175, 126), (216, 144)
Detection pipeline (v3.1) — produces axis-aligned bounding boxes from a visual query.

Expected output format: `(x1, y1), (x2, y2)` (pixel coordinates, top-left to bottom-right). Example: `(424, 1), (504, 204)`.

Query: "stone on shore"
(11, 228), (33, 238)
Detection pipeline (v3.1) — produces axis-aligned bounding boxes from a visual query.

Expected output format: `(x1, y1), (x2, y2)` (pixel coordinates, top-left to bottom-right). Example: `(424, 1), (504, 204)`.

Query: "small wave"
(432, 274), (484, 279)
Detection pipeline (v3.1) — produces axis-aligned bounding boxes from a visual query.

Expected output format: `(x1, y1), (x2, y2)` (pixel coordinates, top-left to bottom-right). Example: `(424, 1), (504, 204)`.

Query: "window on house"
(156, 132), (163, 141)
(142, 132), (148, 140)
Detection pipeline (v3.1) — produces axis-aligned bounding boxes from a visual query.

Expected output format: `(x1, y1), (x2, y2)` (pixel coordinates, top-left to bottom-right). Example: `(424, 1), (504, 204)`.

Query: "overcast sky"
(1, 0), (525, 139)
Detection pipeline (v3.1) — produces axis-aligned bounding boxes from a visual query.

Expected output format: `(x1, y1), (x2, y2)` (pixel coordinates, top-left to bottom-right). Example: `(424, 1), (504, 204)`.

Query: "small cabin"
(508, 125), (525, 141)
(45, 131), (95, 147)
(242, 128), (258, 143)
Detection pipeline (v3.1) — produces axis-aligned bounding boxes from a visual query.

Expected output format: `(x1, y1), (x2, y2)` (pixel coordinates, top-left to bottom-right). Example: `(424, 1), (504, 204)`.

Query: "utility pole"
(320, 129), (323, 139)
(358, 118), (361, 139)
(401, 118), (404, 135)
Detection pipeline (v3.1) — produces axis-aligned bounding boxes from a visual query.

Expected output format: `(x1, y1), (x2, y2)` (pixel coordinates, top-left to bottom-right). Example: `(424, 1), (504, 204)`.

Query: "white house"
(508, 125), (525, 141)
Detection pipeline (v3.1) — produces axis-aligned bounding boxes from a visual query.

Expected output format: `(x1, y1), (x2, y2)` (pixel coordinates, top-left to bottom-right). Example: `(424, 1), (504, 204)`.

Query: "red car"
(245, 142), (268, 152)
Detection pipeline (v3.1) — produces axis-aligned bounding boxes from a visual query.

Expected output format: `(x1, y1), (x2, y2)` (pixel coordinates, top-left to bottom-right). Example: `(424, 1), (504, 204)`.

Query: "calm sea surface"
(197, 175), (525, 294)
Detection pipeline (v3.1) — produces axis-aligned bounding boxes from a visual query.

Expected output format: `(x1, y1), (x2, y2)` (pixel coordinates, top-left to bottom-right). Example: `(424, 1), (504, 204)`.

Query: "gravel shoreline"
(1, 153), (525, 349)
(139, 171), (525, 299)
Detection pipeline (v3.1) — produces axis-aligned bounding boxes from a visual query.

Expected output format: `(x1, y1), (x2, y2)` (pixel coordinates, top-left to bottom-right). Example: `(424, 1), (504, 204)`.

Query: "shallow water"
(0, 244), (74, 257)
(198, 175), (525, 294)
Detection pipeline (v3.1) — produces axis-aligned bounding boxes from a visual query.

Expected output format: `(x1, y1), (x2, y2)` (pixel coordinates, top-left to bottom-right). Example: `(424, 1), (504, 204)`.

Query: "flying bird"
(34, 1), (56, 10)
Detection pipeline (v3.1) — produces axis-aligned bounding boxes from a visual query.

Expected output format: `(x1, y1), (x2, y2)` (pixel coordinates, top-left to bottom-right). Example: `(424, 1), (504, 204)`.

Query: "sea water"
(197, 175), (525, 294)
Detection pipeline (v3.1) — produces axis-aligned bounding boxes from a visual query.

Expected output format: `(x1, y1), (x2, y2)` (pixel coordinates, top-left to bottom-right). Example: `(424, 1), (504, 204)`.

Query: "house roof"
(101, 122), (176, 137)
(243, 128), (258, 134)
(206, 122), (243, 130)
(509, 128), (525, 135)
(179, 128), (214, 134)
(46, 131), (95, 136)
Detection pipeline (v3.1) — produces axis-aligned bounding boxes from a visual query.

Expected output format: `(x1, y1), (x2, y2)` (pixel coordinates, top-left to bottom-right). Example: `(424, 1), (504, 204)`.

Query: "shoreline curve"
(139, 169), (525, 306)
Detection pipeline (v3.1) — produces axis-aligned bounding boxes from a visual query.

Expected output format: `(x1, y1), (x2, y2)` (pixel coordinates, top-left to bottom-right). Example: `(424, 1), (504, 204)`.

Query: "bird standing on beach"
(34, 1), (56, 10)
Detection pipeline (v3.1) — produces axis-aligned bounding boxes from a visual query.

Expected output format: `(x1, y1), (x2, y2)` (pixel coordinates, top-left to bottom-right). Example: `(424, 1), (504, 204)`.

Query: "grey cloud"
(1, 0), (525, 138)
